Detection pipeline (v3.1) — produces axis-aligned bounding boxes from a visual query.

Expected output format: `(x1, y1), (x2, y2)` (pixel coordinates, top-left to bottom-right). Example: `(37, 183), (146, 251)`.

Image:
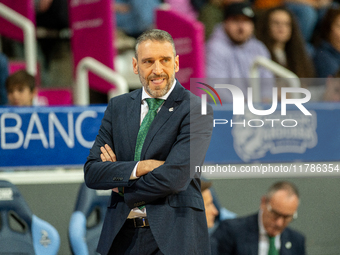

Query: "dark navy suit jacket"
(211, 213), (306, 255)
(84, 81), (213, 255)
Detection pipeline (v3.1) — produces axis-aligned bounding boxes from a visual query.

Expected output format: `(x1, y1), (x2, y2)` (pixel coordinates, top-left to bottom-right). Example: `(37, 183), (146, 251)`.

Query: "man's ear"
(175, 55), (179, 73)
(132, 57), (138, 74)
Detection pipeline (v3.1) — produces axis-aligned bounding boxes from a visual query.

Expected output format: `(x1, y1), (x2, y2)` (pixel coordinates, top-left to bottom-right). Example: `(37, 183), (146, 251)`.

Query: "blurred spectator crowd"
(1, 0), (340, 105)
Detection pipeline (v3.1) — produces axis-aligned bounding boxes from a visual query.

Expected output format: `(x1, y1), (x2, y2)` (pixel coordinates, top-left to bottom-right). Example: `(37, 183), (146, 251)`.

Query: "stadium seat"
(0, 180), (60, 255)
(68, 182), (111, 255)
(37, 88), (73, 105)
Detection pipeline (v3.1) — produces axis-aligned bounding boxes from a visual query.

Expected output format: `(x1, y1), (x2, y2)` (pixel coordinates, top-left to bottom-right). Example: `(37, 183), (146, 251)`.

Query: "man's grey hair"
(134, 29), (176, 59)
(265, 181), (299, 200)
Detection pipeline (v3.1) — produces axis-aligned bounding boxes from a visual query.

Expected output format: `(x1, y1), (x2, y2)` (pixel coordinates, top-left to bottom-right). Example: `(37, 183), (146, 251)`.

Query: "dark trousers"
(108, 220), (164, 255)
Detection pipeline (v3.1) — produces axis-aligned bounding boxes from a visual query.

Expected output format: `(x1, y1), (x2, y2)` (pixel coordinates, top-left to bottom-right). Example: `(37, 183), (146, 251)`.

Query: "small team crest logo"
(232, 110), (318, 161)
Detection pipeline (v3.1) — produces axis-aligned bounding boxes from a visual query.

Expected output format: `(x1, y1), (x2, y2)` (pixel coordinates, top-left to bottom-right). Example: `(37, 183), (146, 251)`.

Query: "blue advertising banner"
(0, 103), (339, 169)
(0, 106), (106, 169)
(205, 102), (340, 164)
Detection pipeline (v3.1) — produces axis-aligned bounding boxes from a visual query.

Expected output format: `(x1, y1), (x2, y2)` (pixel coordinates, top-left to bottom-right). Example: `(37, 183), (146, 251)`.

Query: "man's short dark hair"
(265, 181), (299, 200)
(5, 70), (35, 92)
(201, 179), (212, 193)
(135, 29), (176, 59)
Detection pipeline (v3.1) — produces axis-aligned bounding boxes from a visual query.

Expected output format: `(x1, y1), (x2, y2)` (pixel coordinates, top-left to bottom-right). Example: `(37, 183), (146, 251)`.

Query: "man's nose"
(275, 217), (285, 227)
(152, 61), (163, 75)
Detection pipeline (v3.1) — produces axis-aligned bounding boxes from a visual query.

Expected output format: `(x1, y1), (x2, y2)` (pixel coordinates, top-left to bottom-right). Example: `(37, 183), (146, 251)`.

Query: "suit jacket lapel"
(280, 230), (291, 255)
(140, 81), (184, 159)
(127, 89), (142, 158)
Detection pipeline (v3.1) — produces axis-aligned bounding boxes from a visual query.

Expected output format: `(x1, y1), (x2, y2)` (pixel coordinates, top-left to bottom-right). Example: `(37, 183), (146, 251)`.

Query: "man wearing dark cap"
(206, 2), (274, 102)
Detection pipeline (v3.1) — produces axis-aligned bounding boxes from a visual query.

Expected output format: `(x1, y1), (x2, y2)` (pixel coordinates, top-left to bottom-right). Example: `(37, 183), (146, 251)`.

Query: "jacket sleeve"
(84, 99), (137, 190)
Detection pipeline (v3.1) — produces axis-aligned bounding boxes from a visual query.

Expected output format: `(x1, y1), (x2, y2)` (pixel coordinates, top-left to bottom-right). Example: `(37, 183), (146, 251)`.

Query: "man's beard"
(226, 28), (250, 45)
(138, 67), (176, 98)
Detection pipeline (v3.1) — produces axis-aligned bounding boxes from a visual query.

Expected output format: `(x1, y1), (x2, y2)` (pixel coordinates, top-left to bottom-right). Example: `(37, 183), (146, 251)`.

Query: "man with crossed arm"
(84, 29), (213, 255)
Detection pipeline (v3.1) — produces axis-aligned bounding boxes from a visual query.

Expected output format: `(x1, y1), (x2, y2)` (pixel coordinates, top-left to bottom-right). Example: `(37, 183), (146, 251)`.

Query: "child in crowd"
(5, 70), (36, 106)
